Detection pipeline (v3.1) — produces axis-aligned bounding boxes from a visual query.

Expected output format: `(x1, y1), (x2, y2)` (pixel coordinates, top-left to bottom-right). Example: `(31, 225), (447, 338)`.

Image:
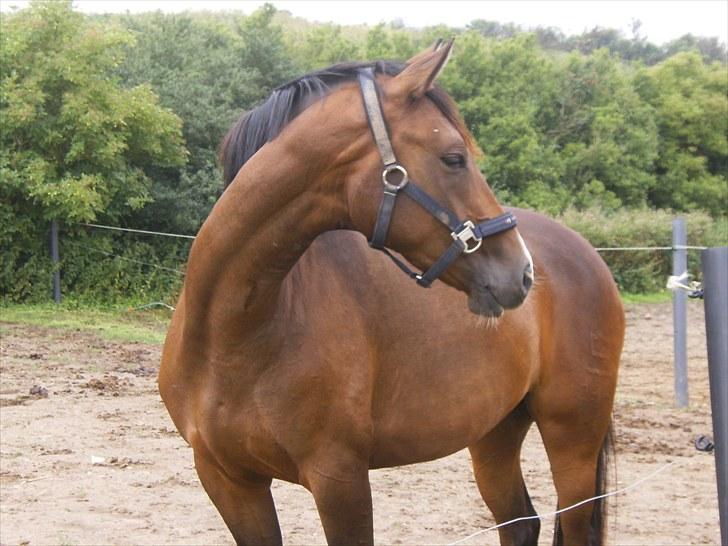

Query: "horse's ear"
(400, 39), (445, 66)
(388, 39), (453, 101)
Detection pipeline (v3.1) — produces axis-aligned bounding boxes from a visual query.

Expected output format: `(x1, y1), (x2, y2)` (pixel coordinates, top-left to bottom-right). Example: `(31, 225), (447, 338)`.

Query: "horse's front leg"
(301, 448), (373, 546)
(193, 448), (282, 546)
(469, 402), (540, 546)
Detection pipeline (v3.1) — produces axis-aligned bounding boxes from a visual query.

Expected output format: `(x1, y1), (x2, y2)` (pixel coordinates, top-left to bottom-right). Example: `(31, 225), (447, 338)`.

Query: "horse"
(159, 41), (624, 546)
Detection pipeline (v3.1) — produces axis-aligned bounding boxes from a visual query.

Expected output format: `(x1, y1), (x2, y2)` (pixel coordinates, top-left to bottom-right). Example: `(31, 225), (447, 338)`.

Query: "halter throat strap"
(357, 67), (517, 288)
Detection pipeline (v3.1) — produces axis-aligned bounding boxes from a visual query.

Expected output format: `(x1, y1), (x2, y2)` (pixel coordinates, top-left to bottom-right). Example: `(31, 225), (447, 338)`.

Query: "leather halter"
(358, 68), (517, 288)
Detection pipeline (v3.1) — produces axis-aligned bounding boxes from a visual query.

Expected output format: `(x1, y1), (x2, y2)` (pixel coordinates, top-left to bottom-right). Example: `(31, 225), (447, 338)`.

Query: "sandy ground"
(0, 301), (722, 546)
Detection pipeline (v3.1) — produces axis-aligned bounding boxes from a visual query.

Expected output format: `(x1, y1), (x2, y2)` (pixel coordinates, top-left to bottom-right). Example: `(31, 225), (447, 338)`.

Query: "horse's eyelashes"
(441, 153), (466, 169)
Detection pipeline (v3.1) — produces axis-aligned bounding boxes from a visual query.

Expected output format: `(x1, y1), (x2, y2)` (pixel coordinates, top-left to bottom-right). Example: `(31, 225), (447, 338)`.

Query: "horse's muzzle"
(468, 262), (532, 317)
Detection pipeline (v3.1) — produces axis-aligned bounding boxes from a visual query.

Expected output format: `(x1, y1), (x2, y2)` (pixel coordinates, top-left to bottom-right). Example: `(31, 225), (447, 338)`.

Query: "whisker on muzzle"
(475, 314), (502, 330)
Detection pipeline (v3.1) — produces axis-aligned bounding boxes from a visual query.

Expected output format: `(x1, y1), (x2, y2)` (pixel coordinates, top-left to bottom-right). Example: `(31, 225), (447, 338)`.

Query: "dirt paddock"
(0, 301), (721, 545)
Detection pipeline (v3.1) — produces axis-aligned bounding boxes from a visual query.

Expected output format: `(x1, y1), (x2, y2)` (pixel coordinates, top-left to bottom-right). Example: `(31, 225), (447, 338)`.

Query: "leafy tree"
(534, 26), (568, 51)
(1, 1), (186, 300)
(663, 34), (727, 65)
(637, 52), (728, 215)
(1, 1), (185, 221)
(483, 19), (725, 67)
(440, 33), (662, 213)
(297, 23), (361, 69)
(552, 50), (659, 209)
(468, 19), (519, 40)
(236, 4), (299, 92)
(365, 23), (416, 61)
(112, 4), (298, 233)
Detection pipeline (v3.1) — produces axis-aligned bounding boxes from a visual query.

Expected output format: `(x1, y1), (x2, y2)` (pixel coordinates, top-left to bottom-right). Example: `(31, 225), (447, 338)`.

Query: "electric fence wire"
(594, 245), (708, 251)
(81, 222), (709, 253)
(64, 240), (186, 276)
(80, 223), (196, 240)
(447, 459), (685, 545)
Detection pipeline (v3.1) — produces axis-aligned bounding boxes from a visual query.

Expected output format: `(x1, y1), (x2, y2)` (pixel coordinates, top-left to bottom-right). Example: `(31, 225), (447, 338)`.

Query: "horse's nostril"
(523, 273), (533, 291)
(523, 265), (534, 291)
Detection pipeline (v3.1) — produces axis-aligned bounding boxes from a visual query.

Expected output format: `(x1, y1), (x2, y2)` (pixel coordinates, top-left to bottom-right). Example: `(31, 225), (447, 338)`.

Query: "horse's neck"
(183, 141), (347, 338)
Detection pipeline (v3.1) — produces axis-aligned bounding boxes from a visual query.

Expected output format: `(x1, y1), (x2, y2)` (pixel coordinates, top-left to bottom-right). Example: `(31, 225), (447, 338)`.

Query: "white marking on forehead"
(517, 231), (535, 278)
(433, 128), (439, 133)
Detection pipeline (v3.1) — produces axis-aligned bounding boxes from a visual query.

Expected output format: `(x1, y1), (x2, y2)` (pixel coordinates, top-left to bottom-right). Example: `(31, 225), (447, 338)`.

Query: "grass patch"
(0, 303), (171, 344)
(620, 290), (673, 304)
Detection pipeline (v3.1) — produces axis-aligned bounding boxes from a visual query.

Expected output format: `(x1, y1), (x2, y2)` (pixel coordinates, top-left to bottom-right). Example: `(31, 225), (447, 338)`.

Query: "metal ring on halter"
(452, 221), (483, 254)
(382, 164), (409, 193)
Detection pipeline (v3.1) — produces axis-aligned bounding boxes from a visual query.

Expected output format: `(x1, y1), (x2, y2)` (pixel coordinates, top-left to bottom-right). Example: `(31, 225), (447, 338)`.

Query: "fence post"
(50, 220), (61, 304)
(672, 218), (688, 407)
(701, 247), (728, 546)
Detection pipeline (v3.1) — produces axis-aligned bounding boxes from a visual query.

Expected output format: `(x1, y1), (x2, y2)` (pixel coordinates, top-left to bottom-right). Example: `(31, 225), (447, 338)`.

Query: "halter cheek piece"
(358, 68), (517, 288)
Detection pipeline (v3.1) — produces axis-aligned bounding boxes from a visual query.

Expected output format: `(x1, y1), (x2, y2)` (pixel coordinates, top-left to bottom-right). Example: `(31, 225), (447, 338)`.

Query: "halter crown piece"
(358, 67), (518, 288)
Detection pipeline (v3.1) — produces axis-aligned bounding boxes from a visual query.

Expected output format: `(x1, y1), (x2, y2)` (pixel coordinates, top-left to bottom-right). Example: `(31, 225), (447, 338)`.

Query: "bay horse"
(159, 42), (624, 546)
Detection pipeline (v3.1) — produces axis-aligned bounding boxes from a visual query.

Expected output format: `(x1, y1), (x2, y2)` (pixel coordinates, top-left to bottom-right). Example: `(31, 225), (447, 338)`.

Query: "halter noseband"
(358, 68), (517, 288)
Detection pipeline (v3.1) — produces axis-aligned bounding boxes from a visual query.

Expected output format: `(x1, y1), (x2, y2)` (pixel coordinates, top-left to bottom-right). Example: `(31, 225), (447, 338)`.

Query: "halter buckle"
(452, 221), (482, 254)
(382, 164), (409, 193)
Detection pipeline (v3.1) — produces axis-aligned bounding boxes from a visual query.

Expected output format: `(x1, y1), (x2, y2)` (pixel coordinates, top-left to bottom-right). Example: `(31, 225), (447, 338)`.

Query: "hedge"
(560, 208), (727, 293)
(2, 209), (725, 304)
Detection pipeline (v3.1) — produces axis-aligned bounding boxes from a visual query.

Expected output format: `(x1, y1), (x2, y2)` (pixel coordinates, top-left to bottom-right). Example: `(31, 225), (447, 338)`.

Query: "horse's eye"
(441, 153), (466, 169)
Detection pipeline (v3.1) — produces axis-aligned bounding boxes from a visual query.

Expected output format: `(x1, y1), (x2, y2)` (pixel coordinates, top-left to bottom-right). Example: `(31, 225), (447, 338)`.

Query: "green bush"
(559, 208), (727, 293)
(1, 223), (188, 305)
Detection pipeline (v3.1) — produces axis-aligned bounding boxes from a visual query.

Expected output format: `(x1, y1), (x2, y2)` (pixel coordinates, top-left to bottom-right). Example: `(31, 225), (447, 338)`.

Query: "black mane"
(220, 60), (467, 187)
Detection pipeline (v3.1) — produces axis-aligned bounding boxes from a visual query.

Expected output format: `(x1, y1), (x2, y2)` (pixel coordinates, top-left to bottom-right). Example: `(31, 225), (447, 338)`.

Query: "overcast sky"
(2, 1), (726, 45)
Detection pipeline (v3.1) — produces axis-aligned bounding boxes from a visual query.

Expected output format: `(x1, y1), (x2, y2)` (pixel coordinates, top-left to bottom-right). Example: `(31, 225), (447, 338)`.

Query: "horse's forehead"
(392, 101), (463, 146)
(331, 78), (464, 147)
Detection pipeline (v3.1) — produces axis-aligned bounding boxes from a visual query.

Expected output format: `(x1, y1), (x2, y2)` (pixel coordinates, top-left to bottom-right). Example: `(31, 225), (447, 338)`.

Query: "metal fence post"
(701, 247), (728, 546)
(672, 218), (688, 407)
(50, 220), (61, 304)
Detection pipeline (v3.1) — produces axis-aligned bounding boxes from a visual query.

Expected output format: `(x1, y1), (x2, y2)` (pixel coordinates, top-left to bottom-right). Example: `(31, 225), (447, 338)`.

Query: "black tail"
(553, 423), (615, 546)
(589, 424), (615, 546)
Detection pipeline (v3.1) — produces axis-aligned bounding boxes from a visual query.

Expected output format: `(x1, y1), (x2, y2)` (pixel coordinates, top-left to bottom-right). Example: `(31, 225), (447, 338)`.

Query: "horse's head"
(343, 42), (533, 317)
